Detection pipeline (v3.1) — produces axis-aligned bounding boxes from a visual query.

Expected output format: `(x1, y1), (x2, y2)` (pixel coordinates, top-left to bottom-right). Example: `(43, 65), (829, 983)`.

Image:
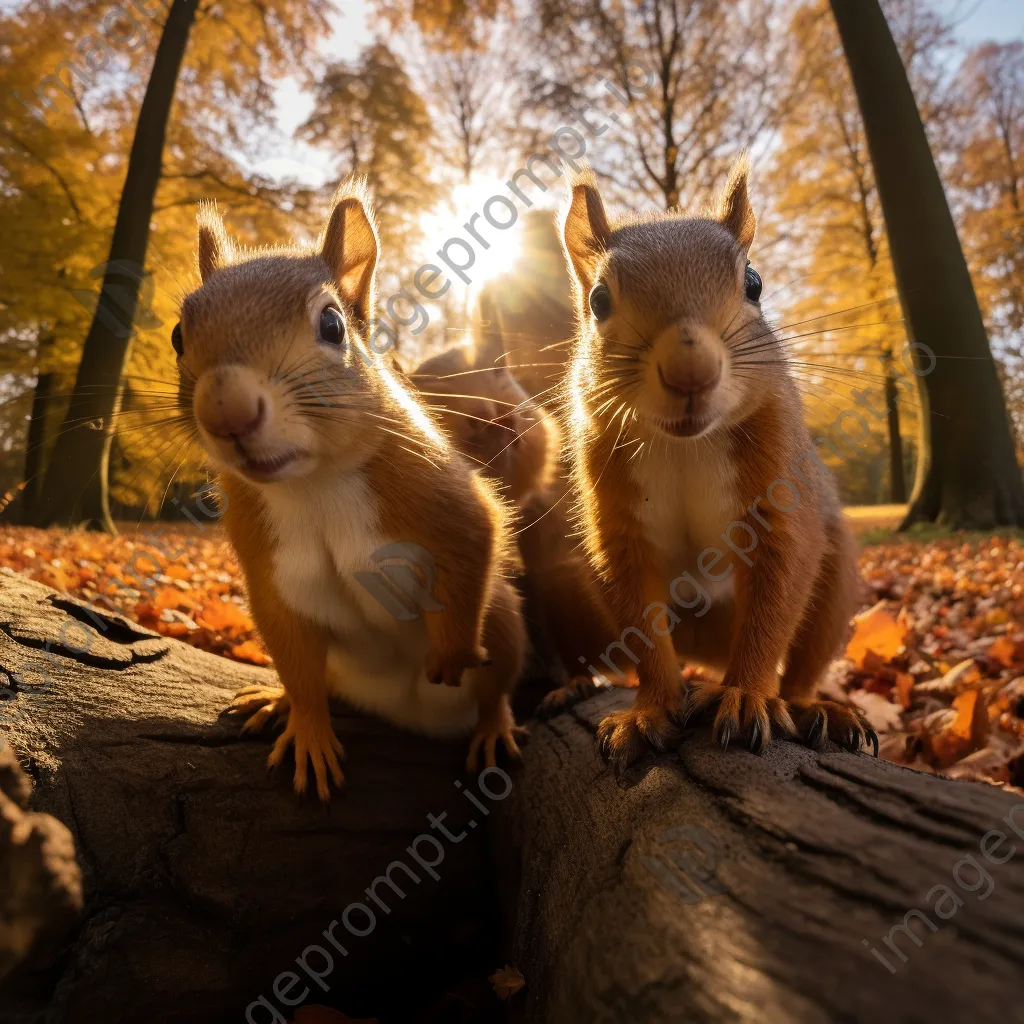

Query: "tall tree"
(28, 0), (330, 530)
(31, 0), (198, 531)
(299, 41), (437, 259)
(951, 41), (1024, 447)
(829, 0), (1024, 528)
(764, 0), (957, 504)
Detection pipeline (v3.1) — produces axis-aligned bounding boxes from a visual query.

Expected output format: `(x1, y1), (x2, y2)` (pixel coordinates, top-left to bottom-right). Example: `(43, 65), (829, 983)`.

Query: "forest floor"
(3, 514), (1024, 791)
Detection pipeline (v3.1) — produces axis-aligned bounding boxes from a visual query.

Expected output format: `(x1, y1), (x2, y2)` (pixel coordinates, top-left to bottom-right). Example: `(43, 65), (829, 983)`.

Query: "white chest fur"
(258, 471), (478, 737)
(630, 436), (742, 580)
(260, 471), (386, 634)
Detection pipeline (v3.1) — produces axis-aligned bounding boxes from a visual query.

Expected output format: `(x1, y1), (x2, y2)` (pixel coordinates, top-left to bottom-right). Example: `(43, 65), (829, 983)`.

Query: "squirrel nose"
(658, 360), (721, 396)
(194, 366), (268, 439)
(206, 394), (265, 439)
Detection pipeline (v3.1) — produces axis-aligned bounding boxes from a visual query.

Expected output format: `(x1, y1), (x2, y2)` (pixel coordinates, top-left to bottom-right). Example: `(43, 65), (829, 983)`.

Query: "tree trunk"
(30, 0), (197, 533)
(884, 351), (907, 504)
(2, 361), (53, 526)
(4, 577), (1024, 1022)
(829, 0), (1024, 530)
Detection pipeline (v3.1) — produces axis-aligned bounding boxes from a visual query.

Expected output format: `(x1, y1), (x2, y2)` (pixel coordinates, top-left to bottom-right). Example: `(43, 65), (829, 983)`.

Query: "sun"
(416, 175), (525, 294)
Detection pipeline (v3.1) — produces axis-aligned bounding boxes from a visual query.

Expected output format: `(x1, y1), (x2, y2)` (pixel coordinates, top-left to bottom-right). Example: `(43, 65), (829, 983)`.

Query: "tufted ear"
(196, 202), (232, 283)
(717, 155), (756, 252)
(561, 165), (612, 296)
(320, 182), (379, 324)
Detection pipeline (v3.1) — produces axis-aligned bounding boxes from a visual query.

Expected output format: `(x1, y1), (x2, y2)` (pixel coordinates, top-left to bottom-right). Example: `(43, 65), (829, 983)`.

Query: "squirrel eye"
(171, 322), (183, 357)
(318, 305), (345, 347)
(745, 264), (763, 304)
(589, 284), (612, 321)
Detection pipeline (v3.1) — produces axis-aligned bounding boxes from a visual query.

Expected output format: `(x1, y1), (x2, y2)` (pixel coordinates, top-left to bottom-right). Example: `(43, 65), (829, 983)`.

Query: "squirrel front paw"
(790, 699), (878, 756)
(266, 708), (345, 801)
(680, 680), (795, 754)
(425, 644), (488, 687)
(596, 700), (679, 773)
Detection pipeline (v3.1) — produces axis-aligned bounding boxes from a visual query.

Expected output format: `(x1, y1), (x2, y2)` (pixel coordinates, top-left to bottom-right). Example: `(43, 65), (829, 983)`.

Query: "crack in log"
(137, 731), (246, 748)
(796, 766), (978, 850)
(46, 596), (161, 646)
(0, 623), (167, 672)
(813, 759), (1009, 839)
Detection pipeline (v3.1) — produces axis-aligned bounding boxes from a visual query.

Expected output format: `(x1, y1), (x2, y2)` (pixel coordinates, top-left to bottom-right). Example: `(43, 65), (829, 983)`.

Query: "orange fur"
(174, 184), (526, 799)
(560, 162), (866, 768)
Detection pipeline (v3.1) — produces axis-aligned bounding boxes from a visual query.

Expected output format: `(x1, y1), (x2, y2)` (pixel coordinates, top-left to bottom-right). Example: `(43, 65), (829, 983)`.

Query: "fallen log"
(500, 688), (1024, 1023)
(0, 577), (505, 1024)
(2, 575), (1024, 1024)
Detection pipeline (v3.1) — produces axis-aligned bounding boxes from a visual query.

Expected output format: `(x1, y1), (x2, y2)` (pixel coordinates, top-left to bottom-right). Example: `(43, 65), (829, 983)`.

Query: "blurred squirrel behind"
(413, 215), (618, 700)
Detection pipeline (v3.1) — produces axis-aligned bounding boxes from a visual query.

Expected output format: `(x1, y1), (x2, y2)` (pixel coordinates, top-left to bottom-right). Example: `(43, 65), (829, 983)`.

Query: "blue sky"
(935, 0), (1024, 42)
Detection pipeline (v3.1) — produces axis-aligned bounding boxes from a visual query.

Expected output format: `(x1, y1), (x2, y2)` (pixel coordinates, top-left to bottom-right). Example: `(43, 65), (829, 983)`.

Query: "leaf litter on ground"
(5, 526), (1024, 790)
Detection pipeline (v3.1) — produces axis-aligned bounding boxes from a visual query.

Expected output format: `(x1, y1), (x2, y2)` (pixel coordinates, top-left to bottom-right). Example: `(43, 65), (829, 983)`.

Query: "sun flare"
(416, 176), (526, 293)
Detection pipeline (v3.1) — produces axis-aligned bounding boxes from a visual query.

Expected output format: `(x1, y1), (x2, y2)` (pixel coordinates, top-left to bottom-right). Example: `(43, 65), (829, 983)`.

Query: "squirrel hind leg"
(780, 516), (860, 704)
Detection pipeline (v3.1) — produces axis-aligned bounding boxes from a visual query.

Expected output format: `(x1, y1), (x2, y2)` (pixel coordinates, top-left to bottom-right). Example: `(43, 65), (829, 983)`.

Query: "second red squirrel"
(560, 160), (868, 769)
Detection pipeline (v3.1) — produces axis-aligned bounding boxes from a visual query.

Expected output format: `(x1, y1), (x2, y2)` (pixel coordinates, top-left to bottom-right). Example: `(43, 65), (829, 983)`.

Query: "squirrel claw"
(791, 699), (875, 756)
(683, 681), (794, 754)
(596, 703), (678, 774)
(467, 696), (525, 772)
(536, 676), (603, 719)
(466, 724), (528, 773)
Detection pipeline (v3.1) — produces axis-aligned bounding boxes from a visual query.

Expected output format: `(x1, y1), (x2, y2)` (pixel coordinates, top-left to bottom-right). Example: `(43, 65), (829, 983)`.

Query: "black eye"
(745, 264), (762, 303)
(171, 322), (183, 357)
(318, 305), (345, 346)
(589, 284), (612, 321)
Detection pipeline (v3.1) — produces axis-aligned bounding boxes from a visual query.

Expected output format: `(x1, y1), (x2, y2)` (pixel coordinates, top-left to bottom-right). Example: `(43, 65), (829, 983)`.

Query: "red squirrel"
(172, 184), (527, 799)
(412, 337), (620, 708)
(560, 160), (869, 769)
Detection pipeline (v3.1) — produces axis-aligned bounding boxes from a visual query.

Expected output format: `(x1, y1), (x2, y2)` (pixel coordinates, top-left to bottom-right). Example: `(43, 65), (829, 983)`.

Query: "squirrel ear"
(197, 202), (231, 283)
(561, 166), (611, 295)
(717, 155), (756, 252)
(320, 183), (379, 323)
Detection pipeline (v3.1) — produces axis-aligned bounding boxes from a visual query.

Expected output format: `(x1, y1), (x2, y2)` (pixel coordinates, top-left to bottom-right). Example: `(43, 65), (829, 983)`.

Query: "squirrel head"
(174, 184), (430, 485)
(561, 157), (776, 441)
(413, 345), (558, 508)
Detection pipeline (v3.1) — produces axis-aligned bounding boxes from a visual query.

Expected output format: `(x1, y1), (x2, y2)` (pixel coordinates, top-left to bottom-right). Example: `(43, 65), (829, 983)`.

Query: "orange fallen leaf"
(197, 599), (253, 635)
(490, 964), (526, 999)
(845, 601), (909, 669)
(230, 639), (271, 665)
(988, 635), (1024, 668)
(895, 672), (915, 709)
(930, 689), (990, 768)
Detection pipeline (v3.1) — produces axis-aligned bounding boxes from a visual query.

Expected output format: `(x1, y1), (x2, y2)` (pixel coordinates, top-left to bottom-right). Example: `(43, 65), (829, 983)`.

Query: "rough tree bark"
(830, 0), (1024, 530)
(2, 577), (1024, 1024)
(31, 0), (197, 533)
